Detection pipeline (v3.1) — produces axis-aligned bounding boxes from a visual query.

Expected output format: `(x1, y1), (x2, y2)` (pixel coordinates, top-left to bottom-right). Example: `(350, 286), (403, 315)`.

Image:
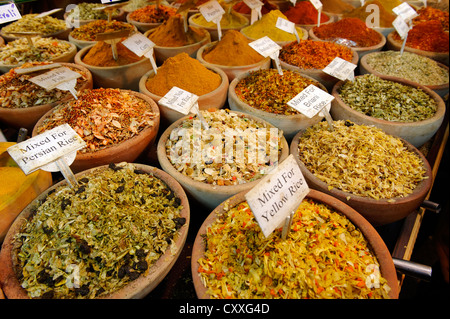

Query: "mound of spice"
(234, 69), (319, 115)
(190, 3), (248, 29)
(321, 0), (354, 14)
(66, 2), (121, 21)
(0, 62), (89, 109)
(1, 13), (67, 35)
(233, 0), (277, 15)
(342, 0), (399, 28)
(128, 4), (178, 23)
(338, 74), (438, 122)
(70, 20), (136, 41)
(413, 6), (449, 31)
(279, 39), (354, 69)
(202, 30), (264, 66)
(297, 120), (428, 200)
(197, 198), (391, 299)
(364, 51), (449, 86)
(241, 10), (302, 42)
(146, 52), (221, 96)
(36, 88), (157, 153)
(14, 162), (185, 299)
(283, 1), (330, 25)
(148, 15), (207, 47)
(312, 17), (381, 47)
(82, 40), (143, 67)
(392, 20), (449, 52)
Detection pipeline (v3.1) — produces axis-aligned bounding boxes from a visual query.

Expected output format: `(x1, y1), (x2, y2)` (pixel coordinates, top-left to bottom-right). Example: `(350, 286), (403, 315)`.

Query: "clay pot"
(74, 44), (153, 91)
(32, 90), (160, 174)
(196, 41), (271, 82)
(189, 13), (250, 41)
(0, 163), (190, 299)
(330, 75), (446, 147)
(157, 110), (290, 210)
(228, 70), (329, 141)
(191, 188), (399, 299)
(0, 62), (93, 131)
(139, 65), (229, 125)
(289, 130), (433, 226)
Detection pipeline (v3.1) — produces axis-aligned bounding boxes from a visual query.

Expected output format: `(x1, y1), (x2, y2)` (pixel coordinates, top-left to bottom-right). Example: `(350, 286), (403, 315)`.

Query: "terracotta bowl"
(289, 130), (433, 226)
(0, 163), (190, 299)
(64, 9), (126, 27)
(330, 75), (446, 147)
(240, 25), (308, 46)
(139, 65), (229, 125)
(189, 13), (250, 41)
(0, 27), (72, 42)
(68, 23), (137, 49)
(0, 62), (93, 131)
(228, 70), (329, 141)
(196, 41), (271, 82)
(0, 40), (78, 74)
(32, 90), (160, 173)
(191, 188), (399, 299)
(74, 44), (153, 91)
(359, 51), (449, 99)
(280, 42), (359, 91)
(126, 14), (164, 33)
(157, 110), (290, 210)
(309, 27), (386, 59)
(144, 27), (211, 65)
(386, 31), (449, 66)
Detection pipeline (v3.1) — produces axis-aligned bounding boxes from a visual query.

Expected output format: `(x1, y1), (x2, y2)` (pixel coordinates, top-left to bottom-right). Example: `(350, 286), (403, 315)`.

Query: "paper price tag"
(322, 57), (357, 81)
(393, 2), (418, 22)
(243, 0), (264, 10)
(276, 17), (300, 42)
(245, 154), (309, 238)
(29, 67), (81, 91)
(393, 15), (411, 39)
(159, 86), (199, 115)
(198, 0), (225, 23)
(244, 0), (263, 24)
(0, 3), (21, 24)
(287, 84), (334, 118)
(248, 36), (281, 58)
(309, 0), (323, 10)
(122, 32), (155, 57)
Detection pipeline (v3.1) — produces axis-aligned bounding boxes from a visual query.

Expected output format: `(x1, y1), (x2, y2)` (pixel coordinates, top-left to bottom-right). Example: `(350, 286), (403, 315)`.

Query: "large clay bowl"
(359, 51), (449, 98)
(139, 65), (229, 125)
(68, 23), (137, 50)
(191, 188), (399, 299)
(0, 62), (93, 131)
(228, 70), (329, 141)
(330, 75), (446, 147)
(386, 31), (449, 66)
(290, 130), (433, 226)
(240, 26), (308, 46)
(280, 42), (359, 91)
(196, 41), (271, 82)
(144, 27), (211, 65)
(126, 14), (163, 33)
(0, 27), (72, 42)
(0, 163), (190, 299)
(189, 13), (250, 41)
(74, 44), (153, 91)
(309, 27), (386, 59)
(32, 90), (160, 173)
(157, 111), (289, 210)
(64, 9), (126, 27)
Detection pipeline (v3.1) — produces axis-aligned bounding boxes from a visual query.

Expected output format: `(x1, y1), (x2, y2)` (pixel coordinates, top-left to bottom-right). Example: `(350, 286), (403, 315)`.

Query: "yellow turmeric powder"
(82, 40), (143, 67)
(148, 16), (208, 47)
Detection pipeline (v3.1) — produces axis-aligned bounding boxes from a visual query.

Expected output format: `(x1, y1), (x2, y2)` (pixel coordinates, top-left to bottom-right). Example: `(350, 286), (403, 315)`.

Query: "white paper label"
(309, 0), (323, 10)
(158, 86), (199, 115)
(243, 0), (263, 10)
(393, 15), (411, 39)
(101, 0), (120, 3)
(29, 67), (81, 91)
(393, 2), (418, 22)
(121, 32), (155, 57)
(276, 17), (296, 34)
(248, 36), (281, 58)
(0, 3), (21, 24)
(287, 84), (334, 118)
(7, 124), (86, 175)
(198, 0), (225, 23)
(322, 57), (357, 81)
(245, 154), (309, 238)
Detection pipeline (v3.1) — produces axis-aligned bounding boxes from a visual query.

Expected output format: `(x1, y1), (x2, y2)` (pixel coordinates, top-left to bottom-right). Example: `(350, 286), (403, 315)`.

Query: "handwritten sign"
(287, 84), (334, 118)
(159, 86), (199, 115)
(249, 36), (283, 74)
(393, 15), (411, 39)
(393, 2), (418, 22)
(276, 17), (300, 42)
(121, 32), (157, 72)
(28, 67), (81, 91)
(0, 3), (21, 24)
(322, 57), (357, 81)
(198, 0), (225, 22)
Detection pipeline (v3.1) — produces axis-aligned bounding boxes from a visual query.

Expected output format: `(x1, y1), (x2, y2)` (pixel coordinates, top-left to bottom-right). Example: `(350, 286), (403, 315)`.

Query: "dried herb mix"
(14, 163), (185, 299)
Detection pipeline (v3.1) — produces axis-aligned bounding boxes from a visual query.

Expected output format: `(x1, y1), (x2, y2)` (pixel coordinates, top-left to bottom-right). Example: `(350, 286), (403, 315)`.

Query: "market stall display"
(282, 1), (334, 30)
(127, 4), (179, 32)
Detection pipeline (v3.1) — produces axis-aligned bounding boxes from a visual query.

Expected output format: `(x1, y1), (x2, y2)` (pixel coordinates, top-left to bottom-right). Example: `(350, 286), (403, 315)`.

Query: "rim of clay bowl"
(188, 13), (250, 33)
(240, 25), (308, 46)
(126, 11), (167, 32)
(289, 128), (433, 226)
(0, 163), (190, 299)
(191, 188), (400, 299)
(156, 110), (289, 196)
(144, 26), (211, 50)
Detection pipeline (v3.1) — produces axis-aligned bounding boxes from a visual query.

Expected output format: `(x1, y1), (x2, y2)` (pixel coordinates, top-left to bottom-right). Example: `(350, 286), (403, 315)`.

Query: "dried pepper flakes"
(128, 5), (178, 23)
(70, 20), (136, 41)
(14, 163), (186, 299)
(297, 120), (428, 200)
(235, 69), (319, 115)
(413, 6), (449, 31)
(338, 74), (438, 122)
(36, 88), (156, 153)
(198, 199), (391, 299)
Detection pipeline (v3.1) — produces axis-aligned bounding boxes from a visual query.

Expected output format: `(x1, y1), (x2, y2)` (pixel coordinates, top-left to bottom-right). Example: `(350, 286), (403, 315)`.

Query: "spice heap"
(165, 109), (283, 185)
(70, 20), (135, 41)
(283, 1), (330, 25)
(197, 198), (391, 299)
(241, 10), (302, 42)
(82, 40), (143, 67)
(342, 0), (400, 28)
(128, 4), (178, 23)
(36, 88), (157, 153)
(338, 74), (438, 122)
(190, 2), (248, 29)
(0, 62), (89, 109)
(66, 2), (121, 21)
(279, 39), (354, 69)
(1, 14), (67, 35)
(364, 51), (449, 86)
(146, 52), (221, 96)
(413, 6), (449, 31)
(312, 17), (381, 47)
(234, 69), (319, 115)
(392, 20), (449, 52)
(14, 163), (185, 299)
(148, 15), (207, 47)
(202, 30), (264, 66)
(0, 37), (73, 66)
(321, 0), (354, 15)
(233, 0), (277, 15)
(297, 120), (428, 200)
